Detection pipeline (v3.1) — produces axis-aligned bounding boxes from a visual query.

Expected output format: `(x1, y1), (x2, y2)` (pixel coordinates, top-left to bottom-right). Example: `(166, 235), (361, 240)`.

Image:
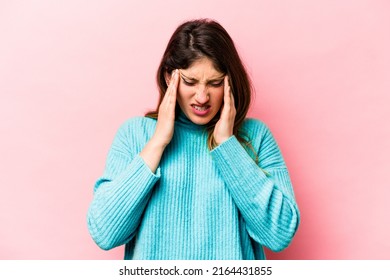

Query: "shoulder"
(240, 117), (280, 153)
(121, 116), (156, 127)
(241, 118), (272, 139)
(114, 116), (156, 142)
(110, 116), (157, 153)
(241, 118), (286, 168)
(118, 116), (156, 133)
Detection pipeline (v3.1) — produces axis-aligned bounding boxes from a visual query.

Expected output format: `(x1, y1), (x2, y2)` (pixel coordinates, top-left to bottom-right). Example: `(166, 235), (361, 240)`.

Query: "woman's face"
(174, 57), (225, 125)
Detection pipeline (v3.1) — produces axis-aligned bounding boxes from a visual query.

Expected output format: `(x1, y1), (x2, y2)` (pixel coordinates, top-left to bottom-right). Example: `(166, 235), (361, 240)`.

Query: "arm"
(87, 121), (161, 250)
(87, 69), (180, 250)
(212, 76), (299, 251)
(210, 124), (300, 252)
(139, 69), (179, 172)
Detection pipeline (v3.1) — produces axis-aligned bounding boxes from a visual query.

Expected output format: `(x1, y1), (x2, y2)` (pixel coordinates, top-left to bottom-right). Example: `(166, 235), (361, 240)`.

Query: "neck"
(175, 108), (208, 131)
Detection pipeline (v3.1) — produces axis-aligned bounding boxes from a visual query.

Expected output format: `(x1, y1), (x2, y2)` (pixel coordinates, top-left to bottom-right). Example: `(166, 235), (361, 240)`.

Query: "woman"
(87, 19), (300, 260)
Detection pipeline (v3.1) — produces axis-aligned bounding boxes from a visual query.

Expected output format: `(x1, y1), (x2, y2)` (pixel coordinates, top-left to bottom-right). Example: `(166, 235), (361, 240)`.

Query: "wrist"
(149, 136), (169, 151)
(214, 134), (232, 146)
(140, 137), (166, 173)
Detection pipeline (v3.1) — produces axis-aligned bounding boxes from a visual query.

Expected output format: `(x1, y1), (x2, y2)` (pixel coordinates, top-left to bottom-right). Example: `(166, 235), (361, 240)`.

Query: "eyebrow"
(180, 73), (225, 83)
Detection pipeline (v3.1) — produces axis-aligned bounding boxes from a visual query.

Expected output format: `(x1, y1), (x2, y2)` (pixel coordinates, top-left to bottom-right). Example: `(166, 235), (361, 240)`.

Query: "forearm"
(138, 68), (178, 173)
(87, 155), (160, 250)
(139, 137), (166, 173)
(211, 136), (300, 251)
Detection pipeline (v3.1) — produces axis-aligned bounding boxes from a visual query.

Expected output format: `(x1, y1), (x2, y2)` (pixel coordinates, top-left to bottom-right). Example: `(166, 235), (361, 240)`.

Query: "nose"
(195, 85), (209, 104)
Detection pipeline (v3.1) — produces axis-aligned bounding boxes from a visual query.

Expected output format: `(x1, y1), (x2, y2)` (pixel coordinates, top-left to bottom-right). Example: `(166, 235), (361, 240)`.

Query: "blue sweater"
(87, 111), (300, 259)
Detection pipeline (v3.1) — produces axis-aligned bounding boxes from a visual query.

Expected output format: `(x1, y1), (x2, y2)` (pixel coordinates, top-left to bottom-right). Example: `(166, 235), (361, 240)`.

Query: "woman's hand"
(213, 76), (236, 146)
(152, 69), (179, 147)
(140, 69), (179, 173)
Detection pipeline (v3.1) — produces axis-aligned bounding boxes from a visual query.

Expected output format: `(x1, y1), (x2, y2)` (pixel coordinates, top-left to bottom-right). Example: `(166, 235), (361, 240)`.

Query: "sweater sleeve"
(210, 123), (300, 252)
(87, 119), (160, 250)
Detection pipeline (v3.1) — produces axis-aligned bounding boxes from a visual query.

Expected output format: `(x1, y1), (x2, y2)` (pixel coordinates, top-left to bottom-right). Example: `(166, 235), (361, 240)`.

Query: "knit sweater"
(87, 110), (300, 260)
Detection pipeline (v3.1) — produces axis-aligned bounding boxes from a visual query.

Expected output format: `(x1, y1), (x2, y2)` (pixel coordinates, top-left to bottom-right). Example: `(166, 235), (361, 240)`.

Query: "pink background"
(1, 0), (389, 260)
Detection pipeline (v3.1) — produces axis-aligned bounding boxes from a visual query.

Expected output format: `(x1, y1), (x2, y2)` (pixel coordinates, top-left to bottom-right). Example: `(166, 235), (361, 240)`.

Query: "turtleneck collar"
(175, 108), (208, 131)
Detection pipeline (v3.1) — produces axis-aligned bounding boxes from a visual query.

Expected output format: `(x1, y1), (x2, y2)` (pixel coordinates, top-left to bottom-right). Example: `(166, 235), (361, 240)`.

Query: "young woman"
(87, 19), (300, 260)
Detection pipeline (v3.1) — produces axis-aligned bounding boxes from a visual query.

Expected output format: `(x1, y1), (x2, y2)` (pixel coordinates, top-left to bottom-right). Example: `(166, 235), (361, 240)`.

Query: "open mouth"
(192, 105), (210, 111)
(191, 104), (211, 116)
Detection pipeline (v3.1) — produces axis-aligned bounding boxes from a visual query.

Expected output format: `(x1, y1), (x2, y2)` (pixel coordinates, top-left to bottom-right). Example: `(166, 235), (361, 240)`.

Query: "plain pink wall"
(1, 0), (389, 259)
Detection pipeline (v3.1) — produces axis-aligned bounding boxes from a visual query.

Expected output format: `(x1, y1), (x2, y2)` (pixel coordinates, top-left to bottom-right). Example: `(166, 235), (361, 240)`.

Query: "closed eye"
(180, 75), (224, 87)
(209, 81), (224, 87)
(182, 78), (196, 86)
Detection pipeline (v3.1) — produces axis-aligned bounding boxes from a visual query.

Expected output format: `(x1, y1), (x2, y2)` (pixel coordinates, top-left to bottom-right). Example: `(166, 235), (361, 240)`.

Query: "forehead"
(180, 57), (224, 80)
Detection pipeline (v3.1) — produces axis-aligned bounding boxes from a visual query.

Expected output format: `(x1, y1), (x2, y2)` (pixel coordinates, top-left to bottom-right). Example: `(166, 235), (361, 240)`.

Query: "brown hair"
(146, 18), (257, 161)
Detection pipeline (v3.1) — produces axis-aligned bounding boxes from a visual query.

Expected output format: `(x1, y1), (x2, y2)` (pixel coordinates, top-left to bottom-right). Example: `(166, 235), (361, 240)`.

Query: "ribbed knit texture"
(87, 110), (300, 260)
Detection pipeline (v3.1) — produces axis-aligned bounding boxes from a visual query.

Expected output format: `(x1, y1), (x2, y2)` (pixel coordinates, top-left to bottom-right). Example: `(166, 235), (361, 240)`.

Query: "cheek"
(177, 84), (193, 103)
(211, 88), (224, 108)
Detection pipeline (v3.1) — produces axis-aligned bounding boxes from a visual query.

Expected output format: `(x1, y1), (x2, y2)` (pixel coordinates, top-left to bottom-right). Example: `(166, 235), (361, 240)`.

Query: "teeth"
(193, 105), (208, 111)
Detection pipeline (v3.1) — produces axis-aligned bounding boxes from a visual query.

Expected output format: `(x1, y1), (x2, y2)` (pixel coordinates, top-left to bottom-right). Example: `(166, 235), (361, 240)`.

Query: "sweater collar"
(175, 108), (208, 131)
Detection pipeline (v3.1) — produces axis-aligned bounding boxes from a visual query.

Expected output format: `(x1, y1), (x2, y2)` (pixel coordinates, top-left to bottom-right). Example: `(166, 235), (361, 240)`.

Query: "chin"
(187, 113), (214, 125)
(192, 118), (211, 125)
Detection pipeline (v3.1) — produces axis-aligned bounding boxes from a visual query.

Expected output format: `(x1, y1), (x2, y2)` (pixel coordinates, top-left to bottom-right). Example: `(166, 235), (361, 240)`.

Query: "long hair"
(146, 18), (257, 160)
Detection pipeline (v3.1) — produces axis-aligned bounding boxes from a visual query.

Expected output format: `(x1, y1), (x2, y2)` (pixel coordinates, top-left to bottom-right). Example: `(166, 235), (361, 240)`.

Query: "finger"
(223, 76), (232, 108)
(230, 88), (237, 116)
(169, 69), (179, 99)
(230, 90), (235, 109)
(165, 69), (178, 110)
